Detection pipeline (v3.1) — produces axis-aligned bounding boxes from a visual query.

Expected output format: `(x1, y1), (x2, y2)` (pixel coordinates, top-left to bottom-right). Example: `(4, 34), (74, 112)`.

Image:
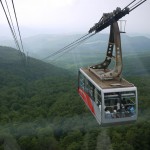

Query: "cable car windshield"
(104, 91), (136, 119)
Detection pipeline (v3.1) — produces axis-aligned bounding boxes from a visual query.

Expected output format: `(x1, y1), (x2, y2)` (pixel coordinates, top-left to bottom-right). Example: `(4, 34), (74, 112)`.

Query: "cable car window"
(104, 92), (118, 119)
(85, 79), (94, 99)
(104, 91), (136, 119)
(121, 91), (136, 117)
(94, 89), (101, 106)
(79, 72), (85, 90)
(97, 90), (101, 104)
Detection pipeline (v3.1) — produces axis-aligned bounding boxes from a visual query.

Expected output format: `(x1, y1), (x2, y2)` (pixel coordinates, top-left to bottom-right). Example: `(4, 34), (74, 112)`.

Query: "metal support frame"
(90, 21), (123, 81)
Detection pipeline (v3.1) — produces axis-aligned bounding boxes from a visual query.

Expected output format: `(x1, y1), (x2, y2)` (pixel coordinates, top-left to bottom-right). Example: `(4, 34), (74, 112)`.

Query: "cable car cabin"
(78, 68), (138, 126)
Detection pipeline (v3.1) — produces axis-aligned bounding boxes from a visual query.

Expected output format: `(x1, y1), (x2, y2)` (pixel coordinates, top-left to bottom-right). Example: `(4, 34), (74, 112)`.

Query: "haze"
(0, 0), (149, 37)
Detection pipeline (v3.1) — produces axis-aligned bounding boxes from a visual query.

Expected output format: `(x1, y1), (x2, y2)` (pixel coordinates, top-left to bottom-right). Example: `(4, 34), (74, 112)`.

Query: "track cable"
(42, 33), (95, 61)
(0, 0), (21, 54)
(11, 0), (25, 54)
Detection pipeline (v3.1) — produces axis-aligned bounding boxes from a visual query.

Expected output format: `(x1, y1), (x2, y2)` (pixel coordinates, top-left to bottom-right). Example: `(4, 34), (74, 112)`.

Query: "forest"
(0, 46), (150, 150)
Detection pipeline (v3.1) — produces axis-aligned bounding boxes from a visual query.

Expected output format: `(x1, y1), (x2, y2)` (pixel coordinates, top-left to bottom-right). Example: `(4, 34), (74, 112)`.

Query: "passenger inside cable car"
(104, 92), (136, 119)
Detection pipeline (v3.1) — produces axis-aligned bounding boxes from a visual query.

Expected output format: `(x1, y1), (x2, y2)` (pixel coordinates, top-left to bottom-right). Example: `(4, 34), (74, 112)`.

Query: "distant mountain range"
(0, 34), (150, 76)
(0, 34), (150, 60)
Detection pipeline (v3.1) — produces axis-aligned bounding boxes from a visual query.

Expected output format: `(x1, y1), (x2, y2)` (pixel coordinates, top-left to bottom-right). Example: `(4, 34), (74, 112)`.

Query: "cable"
(4, 0), (18, 45)
(0, 0), (27, 66)
(0, 0), (22, 54)
(47, 33), (95, 60)
(11, 0), (25, 54)
(42, 33), (91, 60)
(43, 33), (90, 60)
(49, 33), (96, 63)
(123, 0), (136, 10)
(129, 0), (147, 12)
(42, 33), (95, 60)
(49, 34), (91, 57)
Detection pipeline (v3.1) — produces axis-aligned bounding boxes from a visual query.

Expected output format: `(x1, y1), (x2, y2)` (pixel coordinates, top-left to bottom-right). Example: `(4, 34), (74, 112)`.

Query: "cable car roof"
(80, 67), (134, 89)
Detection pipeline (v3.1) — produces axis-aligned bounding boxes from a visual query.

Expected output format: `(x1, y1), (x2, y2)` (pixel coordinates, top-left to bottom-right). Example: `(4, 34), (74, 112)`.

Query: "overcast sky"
(0, 0), (149, 37)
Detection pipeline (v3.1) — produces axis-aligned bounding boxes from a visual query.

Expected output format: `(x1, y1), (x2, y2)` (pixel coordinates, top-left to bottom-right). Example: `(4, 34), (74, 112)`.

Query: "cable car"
(43, 1), (146, 126)
(77, 3), (144, 126)
(78, 67), (138, 126)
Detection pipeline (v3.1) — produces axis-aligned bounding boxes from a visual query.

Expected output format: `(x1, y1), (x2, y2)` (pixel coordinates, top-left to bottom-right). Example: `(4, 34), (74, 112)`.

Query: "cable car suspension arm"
(89, 0), (146, 80)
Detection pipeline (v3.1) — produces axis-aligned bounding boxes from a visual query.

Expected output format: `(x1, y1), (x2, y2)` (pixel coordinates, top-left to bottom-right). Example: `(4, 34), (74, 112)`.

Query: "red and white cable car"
(78, 5), (140, 126)
(78, 67), (138, 126)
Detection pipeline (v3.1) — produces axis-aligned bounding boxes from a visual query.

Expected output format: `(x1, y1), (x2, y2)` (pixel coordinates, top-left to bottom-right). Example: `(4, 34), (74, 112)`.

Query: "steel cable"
(49, 33), (96, 64)
(0, 0), (21, 54)
(11, 0), (25, 54)
(42, 33), (95, 60)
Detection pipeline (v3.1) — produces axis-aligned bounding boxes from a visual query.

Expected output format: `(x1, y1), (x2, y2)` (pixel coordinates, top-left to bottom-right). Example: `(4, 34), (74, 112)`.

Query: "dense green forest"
(0, 46), (150, 150)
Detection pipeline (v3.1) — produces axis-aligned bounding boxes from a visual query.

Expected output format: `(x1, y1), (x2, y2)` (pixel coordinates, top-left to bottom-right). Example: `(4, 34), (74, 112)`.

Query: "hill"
(0, 46), (90, 150)
(0, 46), (149, 150)
(0, 46), (72, 79)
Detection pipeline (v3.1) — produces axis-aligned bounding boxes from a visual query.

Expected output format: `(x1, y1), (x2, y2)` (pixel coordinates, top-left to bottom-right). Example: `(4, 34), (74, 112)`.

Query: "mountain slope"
(0, 46), (72, 80)
(0, 46), (149, 150)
